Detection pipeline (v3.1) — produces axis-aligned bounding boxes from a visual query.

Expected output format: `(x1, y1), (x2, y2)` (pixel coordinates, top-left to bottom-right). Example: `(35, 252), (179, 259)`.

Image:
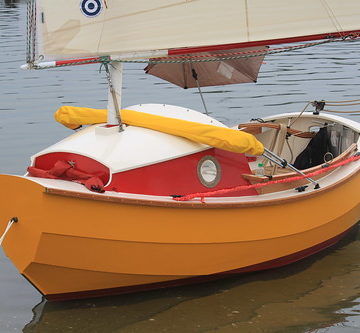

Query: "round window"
(197, 156), (221, 188)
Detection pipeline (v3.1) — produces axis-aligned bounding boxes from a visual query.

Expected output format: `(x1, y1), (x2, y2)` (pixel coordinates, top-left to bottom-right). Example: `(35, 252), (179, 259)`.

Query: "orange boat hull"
(0, 173), (359, 300)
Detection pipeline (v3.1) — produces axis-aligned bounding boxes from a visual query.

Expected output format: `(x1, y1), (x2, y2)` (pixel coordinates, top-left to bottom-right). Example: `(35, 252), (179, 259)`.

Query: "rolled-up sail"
(34, 0), (360, 61)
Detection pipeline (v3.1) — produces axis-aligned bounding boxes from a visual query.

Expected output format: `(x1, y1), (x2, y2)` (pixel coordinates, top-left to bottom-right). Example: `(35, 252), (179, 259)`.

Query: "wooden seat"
(238, 122), (316, 138)
(239, 122), (317, 176)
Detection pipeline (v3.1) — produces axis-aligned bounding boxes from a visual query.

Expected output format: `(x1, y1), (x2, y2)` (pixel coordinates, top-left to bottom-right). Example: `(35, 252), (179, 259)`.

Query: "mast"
(105, 61), (123, 128)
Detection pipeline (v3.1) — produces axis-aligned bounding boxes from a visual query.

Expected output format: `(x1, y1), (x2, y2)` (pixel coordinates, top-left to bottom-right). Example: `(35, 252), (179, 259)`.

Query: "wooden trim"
(238, 122), (315, 138)
(243, 144), (358, 194)
(243, 143), (358, 183)
(44, 164), (359, 209)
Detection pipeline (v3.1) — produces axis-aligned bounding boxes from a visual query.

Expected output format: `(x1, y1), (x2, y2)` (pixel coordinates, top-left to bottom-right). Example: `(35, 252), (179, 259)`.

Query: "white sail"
(35, 0), (360, 61)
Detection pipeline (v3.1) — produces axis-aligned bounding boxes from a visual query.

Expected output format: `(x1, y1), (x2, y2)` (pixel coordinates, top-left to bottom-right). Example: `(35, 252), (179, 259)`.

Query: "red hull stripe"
(168, 30), (360, 55)
(44, 225), (358, 301)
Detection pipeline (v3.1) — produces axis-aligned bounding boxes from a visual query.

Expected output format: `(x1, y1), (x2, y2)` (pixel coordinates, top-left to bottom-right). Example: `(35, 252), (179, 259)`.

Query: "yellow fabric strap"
(54, 106), (264, 155)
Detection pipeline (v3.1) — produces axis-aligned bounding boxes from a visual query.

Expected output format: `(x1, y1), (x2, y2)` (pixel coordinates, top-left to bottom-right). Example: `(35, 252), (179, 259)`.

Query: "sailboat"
(0, 0), (359, 301)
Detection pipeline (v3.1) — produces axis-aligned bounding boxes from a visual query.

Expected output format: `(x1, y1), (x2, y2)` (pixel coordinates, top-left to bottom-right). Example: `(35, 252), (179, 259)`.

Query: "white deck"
(31, 104), (225, 173)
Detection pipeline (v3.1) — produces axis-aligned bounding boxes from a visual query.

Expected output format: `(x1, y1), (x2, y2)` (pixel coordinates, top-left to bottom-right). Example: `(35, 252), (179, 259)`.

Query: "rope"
(325, 103), (360, 106)
(173, 154), (360, 202)
(107, 36), (358, 64)
(0, 218), (18, 246)
(26, 0), (36, 65)
(290, 102), (312, 127)
(32, 36), (359, 69)
(320, 0), (344, 34)
(304, 100), (360, 114)
(323, 109), (360, 114)
(26, 0), (32, 64)
(323, 99), (360, 103)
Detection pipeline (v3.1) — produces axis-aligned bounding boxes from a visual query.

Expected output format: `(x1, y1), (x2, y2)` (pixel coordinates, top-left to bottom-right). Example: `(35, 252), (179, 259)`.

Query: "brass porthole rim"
(197, 155), (221, 188)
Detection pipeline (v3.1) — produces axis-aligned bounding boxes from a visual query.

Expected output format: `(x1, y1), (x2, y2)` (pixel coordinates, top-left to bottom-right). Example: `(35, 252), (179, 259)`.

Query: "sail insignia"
(80, 0), (103, 17)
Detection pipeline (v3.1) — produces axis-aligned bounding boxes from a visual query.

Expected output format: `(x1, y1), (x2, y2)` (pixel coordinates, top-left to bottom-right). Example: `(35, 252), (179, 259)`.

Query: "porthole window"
(197, 156), (221, 188)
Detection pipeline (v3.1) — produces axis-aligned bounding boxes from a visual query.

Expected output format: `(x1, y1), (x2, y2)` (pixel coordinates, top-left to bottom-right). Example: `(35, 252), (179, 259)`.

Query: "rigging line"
(182, 62), (187, 88)
(111, 38), (353, 64)
(244, 0), (250, 41)
(323, 99), (360, 103)
(96, 1), (109, 59)
(0, 218), (18, 246)
(325, 103), (360, 106)
(156, 41), (330, 60)
(190, 62), (209, 115)
(110, 40), (334, 64)
(323, 109), (360, 114)
(26, 0), (30, 62)
(32, 37), (357, 69)
(32, 0), (36, 63)
(320, 0), (344, 34)
(289, 102), (311, 127)
(285, 137), (294, 164)
(26, 0), (33, 63)
(26, 0), (37, 66)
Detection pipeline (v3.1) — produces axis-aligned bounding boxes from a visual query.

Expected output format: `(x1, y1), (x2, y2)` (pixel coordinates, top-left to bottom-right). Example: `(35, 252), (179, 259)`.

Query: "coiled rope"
(173, 154), (360, 202)
(0, 217), (18, 246)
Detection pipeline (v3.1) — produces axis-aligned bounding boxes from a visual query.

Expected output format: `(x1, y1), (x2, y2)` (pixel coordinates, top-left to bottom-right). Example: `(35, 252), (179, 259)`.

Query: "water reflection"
(3, 0), (18, 8)
(23, 227), (360, 333)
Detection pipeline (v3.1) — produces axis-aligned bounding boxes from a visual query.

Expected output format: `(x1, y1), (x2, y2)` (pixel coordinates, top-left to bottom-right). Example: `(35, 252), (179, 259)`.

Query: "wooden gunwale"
(44, 165), (359, 209)
(238, 122), (316, 138)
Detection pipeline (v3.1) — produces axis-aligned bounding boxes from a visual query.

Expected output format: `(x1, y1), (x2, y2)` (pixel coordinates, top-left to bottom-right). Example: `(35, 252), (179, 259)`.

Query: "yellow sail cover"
(55, 106), (264, 156)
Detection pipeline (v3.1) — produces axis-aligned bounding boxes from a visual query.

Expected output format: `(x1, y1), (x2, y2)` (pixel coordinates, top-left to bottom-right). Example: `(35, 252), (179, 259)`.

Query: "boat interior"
(239, 113), (359, 193)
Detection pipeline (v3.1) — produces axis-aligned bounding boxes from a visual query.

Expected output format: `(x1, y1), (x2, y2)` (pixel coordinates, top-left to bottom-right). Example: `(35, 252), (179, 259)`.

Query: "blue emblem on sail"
(80, 0), (102, 17)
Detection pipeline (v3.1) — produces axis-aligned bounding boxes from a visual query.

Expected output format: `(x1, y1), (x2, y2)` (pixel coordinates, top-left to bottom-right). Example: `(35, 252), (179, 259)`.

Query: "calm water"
(1, 0), (360, 332)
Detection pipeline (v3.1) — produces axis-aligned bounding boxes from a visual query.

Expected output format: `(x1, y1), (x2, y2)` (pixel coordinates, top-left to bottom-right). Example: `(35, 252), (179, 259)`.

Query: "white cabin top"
(31, 104), (226, 173)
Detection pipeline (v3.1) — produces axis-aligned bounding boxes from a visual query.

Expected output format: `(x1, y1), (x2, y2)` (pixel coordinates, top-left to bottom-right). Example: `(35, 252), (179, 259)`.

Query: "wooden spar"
(20, 57), (105, 70)
(20, 51), (169, 70)
(168, 30), (360, 55)
(20, 29), (360, 71)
